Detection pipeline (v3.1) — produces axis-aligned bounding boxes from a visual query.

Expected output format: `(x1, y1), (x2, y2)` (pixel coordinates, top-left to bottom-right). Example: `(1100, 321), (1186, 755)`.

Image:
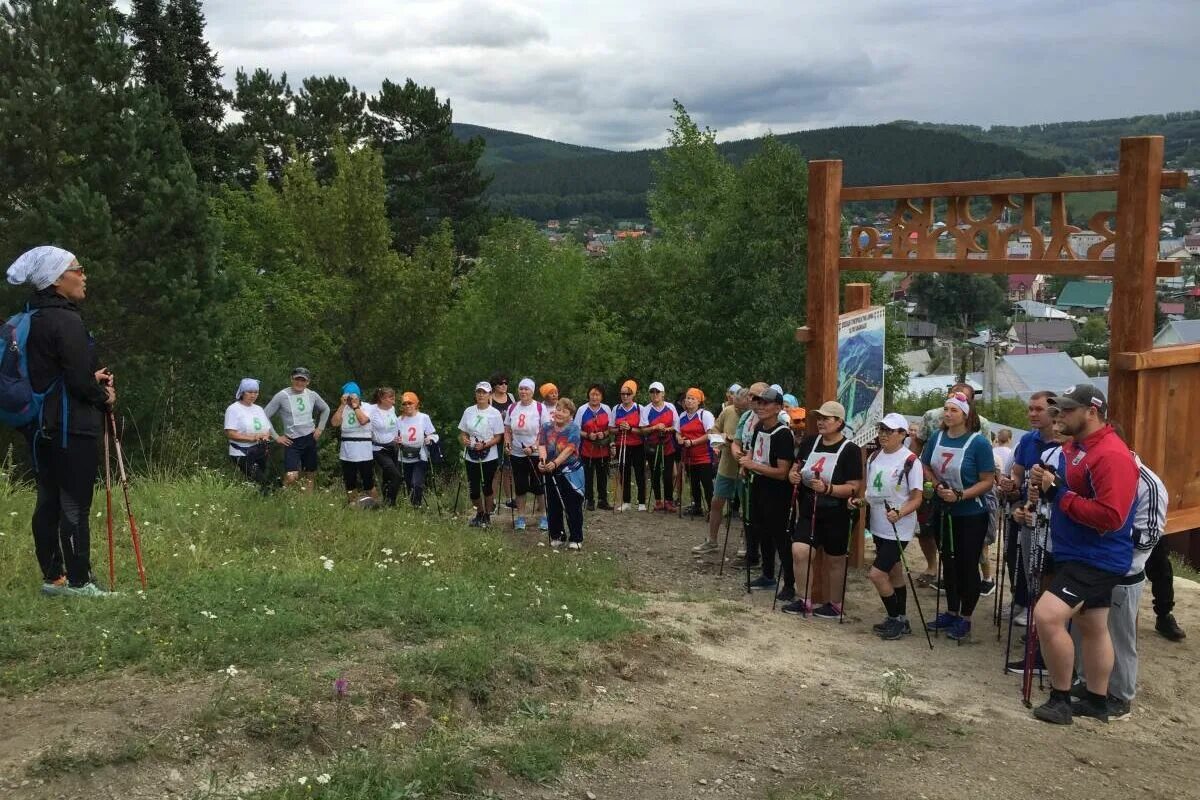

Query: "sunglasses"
(877, 425), (903, 434)
(649, 389), (663, 393)
(620, 391), (632, 396)
(65, 264), (85, 275)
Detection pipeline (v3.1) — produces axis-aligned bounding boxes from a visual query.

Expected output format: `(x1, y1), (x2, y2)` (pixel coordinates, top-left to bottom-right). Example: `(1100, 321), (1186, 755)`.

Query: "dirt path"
(1, 505), (1196, 800)
(544, 506), (1200, 800)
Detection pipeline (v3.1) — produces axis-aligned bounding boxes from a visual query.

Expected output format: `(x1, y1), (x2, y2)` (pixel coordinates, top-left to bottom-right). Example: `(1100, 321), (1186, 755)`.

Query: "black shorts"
(511, 454), (545, 496)
(792, 514), (852, 556)
(284, 432), (319, 472)
(872, 538), (908, 573)
(917, 512), (936, 540)
(1047, 560), (1123, 610)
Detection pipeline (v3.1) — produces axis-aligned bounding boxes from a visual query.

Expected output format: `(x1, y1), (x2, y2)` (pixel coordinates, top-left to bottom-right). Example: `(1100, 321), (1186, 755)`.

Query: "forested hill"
(451, 123), (610, 169)
(476, 123), (1065, 221)
(896, 111), (1200, 172)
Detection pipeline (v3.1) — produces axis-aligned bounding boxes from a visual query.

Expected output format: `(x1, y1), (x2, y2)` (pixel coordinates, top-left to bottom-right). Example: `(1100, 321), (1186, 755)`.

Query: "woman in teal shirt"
(920, 392), (995, 642)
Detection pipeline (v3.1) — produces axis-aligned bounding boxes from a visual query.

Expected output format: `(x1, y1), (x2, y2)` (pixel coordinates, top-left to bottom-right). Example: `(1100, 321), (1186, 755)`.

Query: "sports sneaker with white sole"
(637, 503), (648, 512)
(567, 542), (582, 551)
(64, 582), (117, 598)
(618, 503), (631, 512)
(691, 540), (718, 554)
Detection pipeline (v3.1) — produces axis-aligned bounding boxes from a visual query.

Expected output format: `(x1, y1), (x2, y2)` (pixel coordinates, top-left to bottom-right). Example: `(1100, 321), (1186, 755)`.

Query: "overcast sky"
(196, 0), (1200, 150)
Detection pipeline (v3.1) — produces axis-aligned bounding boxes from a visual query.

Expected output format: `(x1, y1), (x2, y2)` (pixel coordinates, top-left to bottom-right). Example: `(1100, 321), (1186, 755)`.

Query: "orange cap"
(539, 382), (558, 398)
(686, 387), (705, 404)
(621, 379), (638, 395)
(401, 391), (419, 406)
(787, 407), (807, 426)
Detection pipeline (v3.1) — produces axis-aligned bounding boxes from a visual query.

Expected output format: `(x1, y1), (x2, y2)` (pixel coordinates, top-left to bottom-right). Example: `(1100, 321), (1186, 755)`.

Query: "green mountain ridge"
(450, 122), (609, 169)
(453, 112), (1200, 221)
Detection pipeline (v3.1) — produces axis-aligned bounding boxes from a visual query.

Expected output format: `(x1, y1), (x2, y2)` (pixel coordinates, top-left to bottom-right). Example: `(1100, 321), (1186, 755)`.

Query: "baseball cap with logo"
(1049, 384), (1107, 417)
(879, 412), (909, 432)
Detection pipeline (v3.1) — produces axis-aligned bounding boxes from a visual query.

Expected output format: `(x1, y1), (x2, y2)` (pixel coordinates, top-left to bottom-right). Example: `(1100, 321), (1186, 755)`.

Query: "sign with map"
(837, 306), (885, 446)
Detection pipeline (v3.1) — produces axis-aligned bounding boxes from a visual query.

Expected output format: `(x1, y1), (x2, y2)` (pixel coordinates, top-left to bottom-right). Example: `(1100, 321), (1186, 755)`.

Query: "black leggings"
(342, 459), (375, 492)
(231, 449), (271, 494)
(1146, 537), (1176, 618)
(465, 458), (499, 501)
(34, 435), (98, 586)
(648, 445), (676, 503)
(938, 512), (989, 616)
(373, 447), (403, 505)
(546, 472), (584, 543)
(750, 486), (794, 587)
(583, 456), (609, 505)
(511, 455), (545, 497)
(617, 444), (646, 504)
(683, 462), (714, 511)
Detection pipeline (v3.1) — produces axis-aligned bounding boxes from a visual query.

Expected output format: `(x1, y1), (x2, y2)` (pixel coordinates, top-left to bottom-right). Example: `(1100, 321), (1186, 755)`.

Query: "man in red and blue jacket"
(1029, 384), (1137, 726)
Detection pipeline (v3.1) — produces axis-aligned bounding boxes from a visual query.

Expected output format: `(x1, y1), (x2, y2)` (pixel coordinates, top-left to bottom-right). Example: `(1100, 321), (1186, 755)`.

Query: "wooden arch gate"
(802, 135), (1200, 569)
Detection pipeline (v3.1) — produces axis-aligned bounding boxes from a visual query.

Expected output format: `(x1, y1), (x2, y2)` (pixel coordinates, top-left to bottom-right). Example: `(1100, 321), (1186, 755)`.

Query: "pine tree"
(0, 0), (221, 448)
(227, 67), (296, 185)
(369, 78), (490, 254)
(128, 0), (231, 184)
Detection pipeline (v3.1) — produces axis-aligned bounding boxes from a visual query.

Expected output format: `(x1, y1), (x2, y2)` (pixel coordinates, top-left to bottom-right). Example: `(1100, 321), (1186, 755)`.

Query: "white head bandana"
(945, 396), (970, 416)
(6, 246), (77, 291)
(236, 378), (260, 401)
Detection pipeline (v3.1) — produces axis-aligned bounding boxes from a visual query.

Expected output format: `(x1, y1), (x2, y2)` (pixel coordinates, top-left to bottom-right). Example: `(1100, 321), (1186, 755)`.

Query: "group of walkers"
(8, 242), (1188, 730)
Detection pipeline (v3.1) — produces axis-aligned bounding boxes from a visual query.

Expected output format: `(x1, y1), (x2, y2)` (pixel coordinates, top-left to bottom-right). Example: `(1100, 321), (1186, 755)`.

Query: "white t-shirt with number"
(338, 404), (375, 462)
(506, 400), (550, 457)
(458, 405), (505, 462)
(223, 402), (273, 457)
(865, 447), (924, 541)
(397, 412), (438, 462)
(369, 404), (400, 448)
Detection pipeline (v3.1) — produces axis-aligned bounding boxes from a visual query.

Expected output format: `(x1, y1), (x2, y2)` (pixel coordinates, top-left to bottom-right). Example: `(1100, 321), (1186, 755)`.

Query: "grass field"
(0, 470), (645, 797)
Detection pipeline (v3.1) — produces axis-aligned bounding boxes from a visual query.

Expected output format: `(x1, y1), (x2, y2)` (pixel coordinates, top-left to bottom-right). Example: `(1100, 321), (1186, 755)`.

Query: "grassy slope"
(0, 471), (643, 796)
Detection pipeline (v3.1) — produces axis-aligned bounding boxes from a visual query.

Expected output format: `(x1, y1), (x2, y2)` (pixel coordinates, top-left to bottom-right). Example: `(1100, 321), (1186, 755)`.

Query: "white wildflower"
(298, 776), (307, 785)
(390, 721), (407, 730)
(323, 558), (335, 571)
(223, 665), (239, 677)
(315, 774), (331, 785)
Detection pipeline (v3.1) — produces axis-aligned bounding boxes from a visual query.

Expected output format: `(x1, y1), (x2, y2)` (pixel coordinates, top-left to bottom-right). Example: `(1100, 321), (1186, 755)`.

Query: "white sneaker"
(567, 542), (582, 551)
(550, 539), (564, 549)
(691, 539), (718, 554)
(735, 548), (747, 558)
(1011, 604), (1028, 626)
(637, 503), (648, 512)
(618, 503), (631, 512)
(64, 582), (118, 598)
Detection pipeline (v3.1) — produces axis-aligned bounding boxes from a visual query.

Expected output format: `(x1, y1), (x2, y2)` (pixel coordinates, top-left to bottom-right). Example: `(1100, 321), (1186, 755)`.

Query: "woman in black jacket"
(7, 246), (115, 597)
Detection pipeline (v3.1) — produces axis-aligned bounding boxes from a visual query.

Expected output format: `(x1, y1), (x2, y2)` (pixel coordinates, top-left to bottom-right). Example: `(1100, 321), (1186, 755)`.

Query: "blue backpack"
(0, 307), (58, 431)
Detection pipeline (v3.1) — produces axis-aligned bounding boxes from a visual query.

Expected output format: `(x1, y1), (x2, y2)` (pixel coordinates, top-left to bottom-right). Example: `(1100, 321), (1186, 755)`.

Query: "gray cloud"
(195, 0), (1200, 149)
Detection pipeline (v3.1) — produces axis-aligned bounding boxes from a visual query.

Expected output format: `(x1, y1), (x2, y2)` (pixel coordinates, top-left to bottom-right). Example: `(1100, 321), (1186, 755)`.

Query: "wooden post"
(805, 160), (842, 435)
(1109, 137), (1164, 464)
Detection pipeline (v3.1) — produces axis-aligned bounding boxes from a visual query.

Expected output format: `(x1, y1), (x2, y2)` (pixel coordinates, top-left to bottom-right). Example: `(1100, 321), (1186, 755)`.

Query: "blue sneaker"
(514, 516), (527, 531)
(946, 617), (972, 641)
(538, 516), (549, 531)
(925, 612), (956, 632)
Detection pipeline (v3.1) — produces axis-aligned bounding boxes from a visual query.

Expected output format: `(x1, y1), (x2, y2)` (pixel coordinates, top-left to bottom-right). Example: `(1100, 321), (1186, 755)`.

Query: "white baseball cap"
(475, 381), (492, 393)
(880, 412), (908, 431)
(728, 383), (742, 394)
(518, 378), (535, 391)
(769, 383), (784, 395)
(649, 381), (665, 392)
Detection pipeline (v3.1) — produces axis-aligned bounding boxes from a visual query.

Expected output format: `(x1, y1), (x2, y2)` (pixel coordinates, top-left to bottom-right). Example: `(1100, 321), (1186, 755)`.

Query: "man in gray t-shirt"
(262, 367), (331, 491)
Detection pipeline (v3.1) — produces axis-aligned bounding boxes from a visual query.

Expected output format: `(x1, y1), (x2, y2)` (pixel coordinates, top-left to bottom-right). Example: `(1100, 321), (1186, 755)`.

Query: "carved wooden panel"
(848, 192), (1117, 264)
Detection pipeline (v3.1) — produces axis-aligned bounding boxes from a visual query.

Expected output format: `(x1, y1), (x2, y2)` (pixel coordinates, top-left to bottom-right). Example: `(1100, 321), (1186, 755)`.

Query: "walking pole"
(839, 499), (858, 624)
(743, 473), (754, 594)
(994, 510), (1007, 636)
(104, 423), (115, 589)
(108, 412), (147, 589)
(718, 489), (735, 576)
(886, 501), (934, 650)
(933, 499), (944, 634)
(801, 492), (817, 618)
(946, 512), (960, 646)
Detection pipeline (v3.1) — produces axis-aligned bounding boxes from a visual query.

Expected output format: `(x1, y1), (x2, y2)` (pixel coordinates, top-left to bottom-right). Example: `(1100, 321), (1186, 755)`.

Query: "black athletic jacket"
(25, 290), (109, 440)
